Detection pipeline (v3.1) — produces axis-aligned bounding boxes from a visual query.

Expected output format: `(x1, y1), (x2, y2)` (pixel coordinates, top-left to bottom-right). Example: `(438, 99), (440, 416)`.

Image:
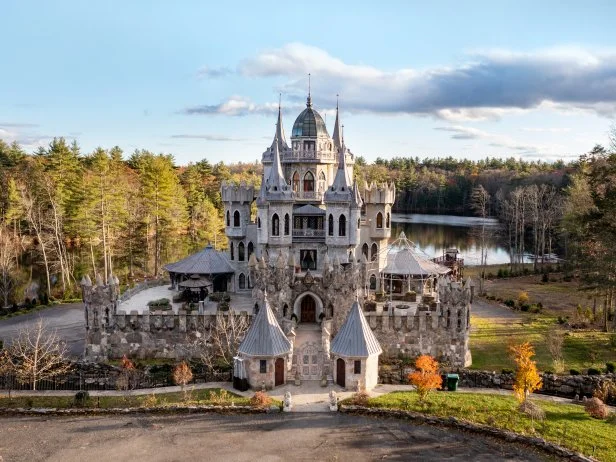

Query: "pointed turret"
(332, 96), (342, 150)
(270, 97), (289, 152)
(330, 301), (382, 357)
(238, 298), (291, 357)
(325, 141), (353, 202)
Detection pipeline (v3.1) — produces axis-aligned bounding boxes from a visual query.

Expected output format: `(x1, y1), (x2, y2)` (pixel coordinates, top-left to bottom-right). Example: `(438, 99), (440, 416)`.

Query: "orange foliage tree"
(509, 342), (542, 402)
(408, 355), (443, 402)
(172, 361), (194, 400)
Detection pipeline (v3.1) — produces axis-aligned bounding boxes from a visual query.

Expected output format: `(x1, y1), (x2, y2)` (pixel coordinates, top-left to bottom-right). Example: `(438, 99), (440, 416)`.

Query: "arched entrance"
(336, 358), (346, 388)
(300, 295), (316, 323)
(275, 358), (285, 386)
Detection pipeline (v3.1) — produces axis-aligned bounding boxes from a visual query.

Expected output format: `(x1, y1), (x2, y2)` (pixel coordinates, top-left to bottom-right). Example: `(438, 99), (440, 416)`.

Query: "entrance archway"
(275, 358), (285, 386)
(300, 295), (316, 323)
(336, 358), (346, 388)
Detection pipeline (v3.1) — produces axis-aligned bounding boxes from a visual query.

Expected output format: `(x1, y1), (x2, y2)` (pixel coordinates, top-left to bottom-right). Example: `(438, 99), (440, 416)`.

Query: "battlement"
(221, 181), (256, 204)
(362, 181), (396, 205)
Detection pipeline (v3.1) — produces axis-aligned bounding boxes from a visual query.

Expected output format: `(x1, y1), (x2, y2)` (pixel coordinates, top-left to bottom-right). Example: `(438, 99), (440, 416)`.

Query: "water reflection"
(391, 213), (513, 266)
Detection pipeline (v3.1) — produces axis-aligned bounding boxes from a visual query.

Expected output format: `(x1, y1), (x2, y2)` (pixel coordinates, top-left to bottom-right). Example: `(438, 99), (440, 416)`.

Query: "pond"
(391, 213), (512, 266)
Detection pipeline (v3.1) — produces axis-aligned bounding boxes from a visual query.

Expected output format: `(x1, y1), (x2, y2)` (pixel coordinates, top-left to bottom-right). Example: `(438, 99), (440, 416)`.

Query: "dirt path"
(472, 297), (525, 321)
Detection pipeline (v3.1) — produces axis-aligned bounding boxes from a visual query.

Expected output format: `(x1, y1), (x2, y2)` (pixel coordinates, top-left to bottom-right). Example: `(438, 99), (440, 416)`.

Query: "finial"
(278, 92), (282, 111)
(307, 73), (312, 107)
(341, 124), (345, 144)
(336, 94), (339, 110)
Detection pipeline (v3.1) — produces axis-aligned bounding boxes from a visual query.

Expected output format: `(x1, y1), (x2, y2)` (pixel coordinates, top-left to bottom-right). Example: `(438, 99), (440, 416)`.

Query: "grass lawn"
(470, 315), (616, 372)
(0, 388), (252, 409)
(357, 391), (616, 462)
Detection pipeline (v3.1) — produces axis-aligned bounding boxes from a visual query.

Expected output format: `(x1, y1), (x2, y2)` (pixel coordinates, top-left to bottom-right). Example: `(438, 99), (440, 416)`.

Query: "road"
(0, 303), (85, 357)
(0, 413), (550, 462)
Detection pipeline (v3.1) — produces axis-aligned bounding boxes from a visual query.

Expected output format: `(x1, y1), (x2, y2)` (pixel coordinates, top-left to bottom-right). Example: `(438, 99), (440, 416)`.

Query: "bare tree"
(194, 312), (250, 371)
(172, 361), (193, 401)
(0, 225), (17, 307)
(4, 319), (72, 390)
(544, 326), (565, 373)
(470, 185), (491, 294)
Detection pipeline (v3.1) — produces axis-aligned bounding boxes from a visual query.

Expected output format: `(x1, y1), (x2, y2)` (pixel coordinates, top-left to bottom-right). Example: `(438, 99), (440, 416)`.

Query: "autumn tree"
(172, 361), (194, 400)
(408, 355), (443, 402)
(3, 319), (72, 390)
(509, 342), (542, 402)
(0, 225), (17, 307)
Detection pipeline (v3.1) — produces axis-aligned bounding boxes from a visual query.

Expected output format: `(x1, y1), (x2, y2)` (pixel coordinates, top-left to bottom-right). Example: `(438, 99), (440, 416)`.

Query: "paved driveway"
(0, 413), (550, 462)
(0, 303), (85, 357)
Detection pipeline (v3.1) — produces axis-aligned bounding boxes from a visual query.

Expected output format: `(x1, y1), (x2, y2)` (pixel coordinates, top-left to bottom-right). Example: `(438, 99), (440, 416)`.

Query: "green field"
(356, 391), (616, 462)
(0, 388), (251, 409)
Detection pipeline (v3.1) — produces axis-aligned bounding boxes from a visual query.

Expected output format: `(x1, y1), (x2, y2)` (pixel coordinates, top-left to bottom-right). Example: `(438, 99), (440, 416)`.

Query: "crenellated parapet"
(221, 181), (256, 204)
(362, 181), (396, 205)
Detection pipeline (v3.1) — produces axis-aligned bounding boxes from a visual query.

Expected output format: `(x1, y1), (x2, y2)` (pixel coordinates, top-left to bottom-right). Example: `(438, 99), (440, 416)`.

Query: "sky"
(2, 0), (616, 165)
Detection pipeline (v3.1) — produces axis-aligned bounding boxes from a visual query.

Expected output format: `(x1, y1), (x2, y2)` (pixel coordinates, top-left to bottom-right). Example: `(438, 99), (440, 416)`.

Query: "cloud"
(0, 122), (39, 128)
(434, 126), (490, 140)
(171, 134), (246, 141)
(181, 95), (304, 117)
(192, 43), (616, 118)
(0, 125), (51, 149)
(520, 127), (571, 133)
(197, 65), (233, 79)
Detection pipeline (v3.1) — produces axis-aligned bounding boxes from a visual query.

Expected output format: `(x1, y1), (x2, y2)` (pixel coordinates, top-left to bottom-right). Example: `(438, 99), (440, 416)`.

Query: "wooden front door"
(275, 358), (284, 386)
(336, 358), (346, 388)
(300, 295), (316, 323)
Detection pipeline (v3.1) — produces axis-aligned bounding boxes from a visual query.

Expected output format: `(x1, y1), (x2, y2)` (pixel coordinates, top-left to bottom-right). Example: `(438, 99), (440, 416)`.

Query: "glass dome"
(291, 107), (329, 138)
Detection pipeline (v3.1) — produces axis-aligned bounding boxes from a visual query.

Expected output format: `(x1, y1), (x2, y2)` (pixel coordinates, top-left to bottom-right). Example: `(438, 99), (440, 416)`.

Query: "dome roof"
(292, 106), (329, 138)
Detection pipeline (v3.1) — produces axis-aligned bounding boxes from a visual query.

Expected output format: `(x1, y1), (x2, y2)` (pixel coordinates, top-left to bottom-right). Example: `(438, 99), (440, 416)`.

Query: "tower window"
(239, 273), (246, 289)
(272, 214), (280, 236)
(362, 243), (369, 260)
(238, 242), (245, 261)
(371, 243), (378, 261)
(234, 210), (240, 227)
(284, 213), (290, 235)
(354, 360), (361, 374)
(248, 241), (254, 259)
(303, 171), (314, 192)
(369, 274), (377, 290)
(230, 242), (234, 260)
(260, 360), (267, 373)
(386, 212), (390, 228)
(338, 214), (346, 237)
(376, 212), (383, 229)
(292, 171), (300, 192)
(257, 217), (261, 228)
(328, 214), (334, 236)
(226, 210), (230, 227)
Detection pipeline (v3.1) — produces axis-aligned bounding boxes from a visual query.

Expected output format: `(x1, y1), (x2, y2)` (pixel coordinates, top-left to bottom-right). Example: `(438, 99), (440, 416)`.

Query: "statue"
(329, 390), (338, 411)
(283, 391), (292, 412)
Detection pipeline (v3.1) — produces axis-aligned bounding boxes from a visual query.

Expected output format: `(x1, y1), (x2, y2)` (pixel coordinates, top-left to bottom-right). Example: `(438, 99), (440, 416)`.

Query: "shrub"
(517, 291), (529, 306)
(143, 393), (158, 408)
(501, 368), (514, 374)
(210, 389), (230, 405)
(587, 367), (602, 376)
(520, 304), (530, 312)
(497, 269), (504, 278)
(408, 355), (442, 402)
(557, 316), (567, 325)
(570, 369), (581, 376)
(606, 362), (615, 373)
(504, 299), (515, 308)
(250, 391), (273, 408)
(518, 400), (545, 420)
(509, 342), (542, 402)
(585, 397), (610, 420)
(541, 273), (549, 283)
(350, 390), (370, 406)
(593, 382), (616, 402)
(74, 391), (90, 407)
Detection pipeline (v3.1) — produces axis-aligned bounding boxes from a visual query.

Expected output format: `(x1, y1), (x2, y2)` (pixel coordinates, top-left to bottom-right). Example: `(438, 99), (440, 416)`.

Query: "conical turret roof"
(330, 301), (382, 357)
(270, 103), (289, 152)
(238, 299), (291, 357)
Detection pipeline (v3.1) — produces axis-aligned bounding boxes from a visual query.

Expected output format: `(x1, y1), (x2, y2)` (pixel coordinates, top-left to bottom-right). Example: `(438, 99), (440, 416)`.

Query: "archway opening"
(300, 295), (316, 323)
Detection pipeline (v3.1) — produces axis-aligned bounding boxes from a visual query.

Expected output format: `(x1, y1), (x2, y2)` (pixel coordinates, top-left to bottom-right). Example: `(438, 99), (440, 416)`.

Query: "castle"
(82, 94), (472, 390)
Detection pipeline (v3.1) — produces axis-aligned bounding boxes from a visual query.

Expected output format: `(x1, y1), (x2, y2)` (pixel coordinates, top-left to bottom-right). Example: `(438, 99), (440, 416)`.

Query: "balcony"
(292, 229), (325, 242)
(226, 226), (246, 238)
(293, 191), (324, 201)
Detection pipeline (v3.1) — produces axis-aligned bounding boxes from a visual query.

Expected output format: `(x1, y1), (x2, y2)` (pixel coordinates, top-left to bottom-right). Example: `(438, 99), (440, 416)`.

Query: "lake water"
(391, 213), (511, 266)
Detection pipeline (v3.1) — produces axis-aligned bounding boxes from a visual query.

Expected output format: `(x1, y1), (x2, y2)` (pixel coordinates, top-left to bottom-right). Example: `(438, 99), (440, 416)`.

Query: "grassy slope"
(0, 388), (251, 409)
(362, 391), (615, 462)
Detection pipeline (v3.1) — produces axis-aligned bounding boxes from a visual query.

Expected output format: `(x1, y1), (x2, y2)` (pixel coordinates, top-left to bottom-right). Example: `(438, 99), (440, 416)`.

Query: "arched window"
(338, 214), (346, 236)
(234, 210), (240, 227)
(386, 212), (390, 228)
(230, 242), (234, 260)
(283, 304), (289, 317)
(239, 273), (246, 289)
(328, 214), (334, 236)
(376, 212), (383, 229)
(257, 217), (261, 228)
(369, 274), (377, 290)
(247, 241), (254, 259)
(284, 213), (290, 235)
(362, 243), (369, 260)
(292, 171), (300, 192)
(318, 171), (326, 182)
(303, 171), (314, 192)
(272, 214), (279, 236)
(238, 242), (245, 261)
(254, 303), (259, 314)
(371, 243), (378, 261)
(226, 210), (230, 226)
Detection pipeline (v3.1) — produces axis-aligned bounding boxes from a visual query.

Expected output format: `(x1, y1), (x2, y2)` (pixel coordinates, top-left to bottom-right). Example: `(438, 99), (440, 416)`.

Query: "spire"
(268, 134), (287, 189)
(270, 94), (289, 152)
(332, 94), (342, 150)
(306, 73), (312, 107)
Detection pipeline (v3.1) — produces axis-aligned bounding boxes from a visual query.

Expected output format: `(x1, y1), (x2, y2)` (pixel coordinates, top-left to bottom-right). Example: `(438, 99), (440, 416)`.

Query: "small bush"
(594, 382), (616, 402)
(606, 362), (615, 373)
(497, 269), (504, 278)
(74, 391), (90, 407)
(210, 389), (230, 405)
(517, 291), (529, 306)
(570, 369), (581, 376)
(501, 368), (514, 374)
(250, 391), (273, 408)
(143, 393), (158, 408)
(520, 304), (530, 312)
(518, 400), (545, 420)
(504, 299), (515, 308)
(541, 273), (549, 283)
(350, 390), (370, 406)
(557, 316), (567, 325)
(588, 367), (602, 376)
(585, 397), (610, 420)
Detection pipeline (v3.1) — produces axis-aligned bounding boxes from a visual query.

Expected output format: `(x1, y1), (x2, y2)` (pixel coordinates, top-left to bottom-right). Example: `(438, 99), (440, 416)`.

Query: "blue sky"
(2, 0), (616, 165)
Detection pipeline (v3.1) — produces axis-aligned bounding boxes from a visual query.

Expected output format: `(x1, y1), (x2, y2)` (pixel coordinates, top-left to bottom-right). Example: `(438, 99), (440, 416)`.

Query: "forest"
(0, 136), (615, 312)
